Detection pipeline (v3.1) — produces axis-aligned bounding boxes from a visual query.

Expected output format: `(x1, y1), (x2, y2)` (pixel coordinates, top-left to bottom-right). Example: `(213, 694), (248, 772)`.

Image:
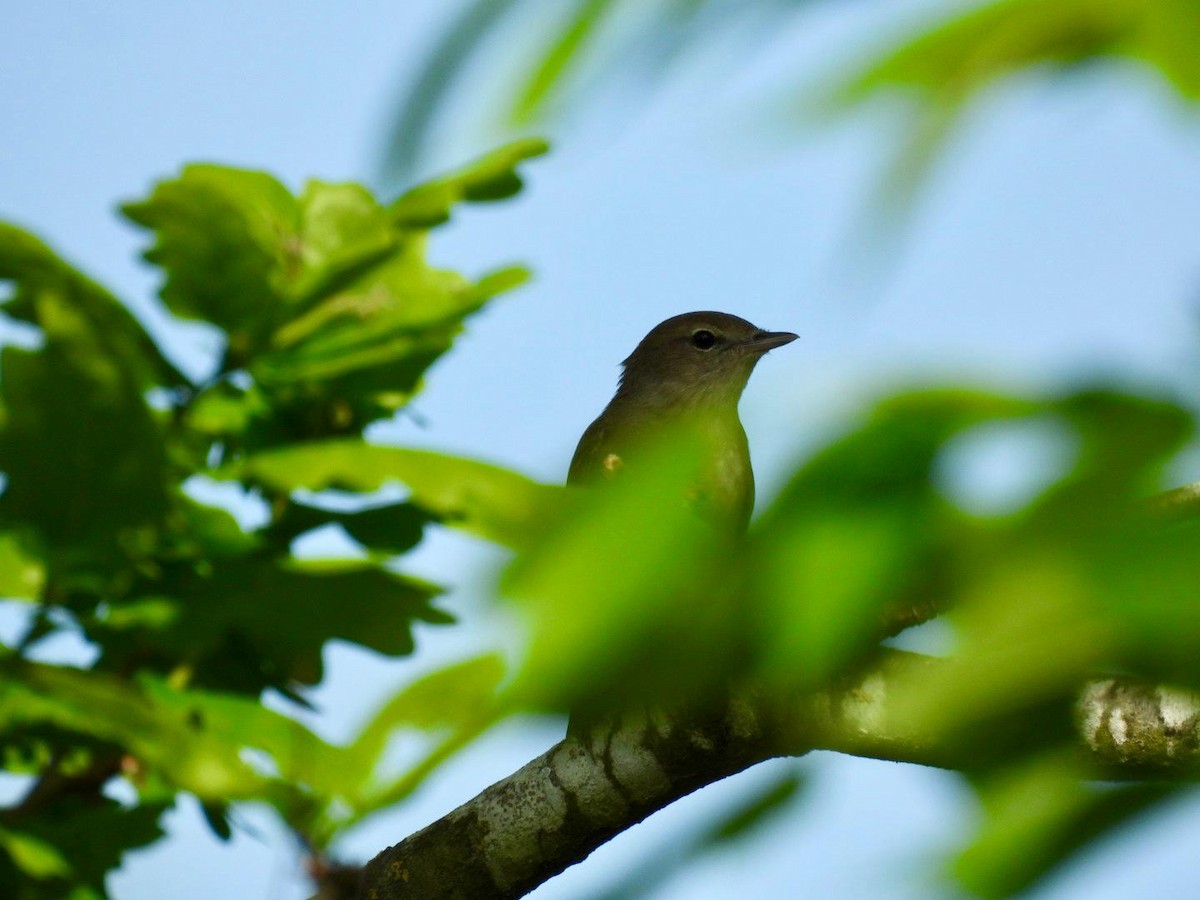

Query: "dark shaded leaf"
(0, 343), (168, 565)
(0, 221), (186, 389)
(101, 558), (448, 690)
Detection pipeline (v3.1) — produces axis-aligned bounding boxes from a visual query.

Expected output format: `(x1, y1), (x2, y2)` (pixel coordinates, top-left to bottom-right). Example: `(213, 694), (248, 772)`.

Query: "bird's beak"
(743, 330), (798, 354)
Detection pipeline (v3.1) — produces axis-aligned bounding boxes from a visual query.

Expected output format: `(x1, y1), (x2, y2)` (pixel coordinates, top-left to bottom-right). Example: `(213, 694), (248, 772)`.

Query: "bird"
(568, 311), (797, 534)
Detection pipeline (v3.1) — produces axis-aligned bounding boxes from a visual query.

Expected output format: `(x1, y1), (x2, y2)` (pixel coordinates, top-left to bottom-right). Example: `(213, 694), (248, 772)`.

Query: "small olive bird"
(568, 311), (797, 533)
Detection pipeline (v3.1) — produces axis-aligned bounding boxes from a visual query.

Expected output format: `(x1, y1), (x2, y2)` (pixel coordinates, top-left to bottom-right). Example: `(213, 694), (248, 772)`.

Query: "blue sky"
(3, 1), (1200, 897)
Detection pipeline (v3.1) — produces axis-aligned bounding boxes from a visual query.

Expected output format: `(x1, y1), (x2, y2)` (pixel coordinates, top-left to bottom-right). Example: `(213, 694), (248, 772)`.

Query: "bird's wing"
(567, 416), (620, 486)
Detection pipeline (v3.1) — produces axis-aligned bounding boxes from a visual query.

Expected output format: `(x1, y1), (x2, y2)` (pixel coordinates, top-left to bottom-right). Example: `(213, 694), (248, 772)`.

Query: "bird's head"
(617, 311), (797, 411)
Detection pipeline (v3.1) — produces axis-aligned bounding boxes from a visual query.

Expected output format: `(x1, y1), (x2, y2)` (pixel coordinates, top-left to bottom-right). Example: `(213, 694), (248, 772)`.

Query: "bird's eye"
(690, 329), (717, 350)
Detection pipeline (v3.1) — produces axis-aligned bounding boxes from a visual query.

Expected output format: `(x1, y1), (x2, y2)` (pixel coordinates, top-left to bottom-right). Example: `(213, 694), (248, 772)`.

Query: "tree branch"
(355, 649), (1200, 899)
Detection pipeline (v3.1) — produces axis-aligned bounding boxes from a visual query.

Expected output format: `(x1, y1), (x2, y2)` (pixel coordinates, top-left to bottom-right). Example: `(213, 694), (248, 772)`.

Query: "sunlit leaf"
(0, 532), (45, 601)
(138, 678), (344, 808)
(0, 826), (72, 879)
(231, 441), (561, 549)
(391, 138), (550, 227)
(351, 654), (507, 770)
(0, 662), (266, 799)
(122, 165), (298, 350)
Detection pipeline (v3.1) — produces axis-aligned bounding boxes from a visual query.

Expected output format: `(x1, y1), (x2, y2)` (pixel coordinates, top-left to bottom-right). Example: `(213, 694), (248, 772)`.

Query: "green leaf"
(0, 343), (168, 559)
(350, 654), (506, 773)
(390, 138), (551, 227)
(378, 0), (527, 183)
(0, 662), (266, 799)
(269, 499), (434, 556)
(0, 826), (73, 879)
(829, 0), (1200, 212)
(838, 0), (1200, 111)
(102, 558), (449, 690)
(0, 799), (167, 896)
(0, 221), (186, 389)
(257, 245), (523, 385)
(347, 655), (506, 816)
(504, 430), (734, 713)
(122, 164), (299, 350)
(752, 388), (1030, 689)
(289, 180), (398, 304)
(754, 506), (936, 690)
(510, 0), (616, 124)
(954, 752), (1175, 897)
(697, 769), (806, 847)
(0, 532), (45, 600)
(138, 677), (345, 807)
(230, 441), (561, 549)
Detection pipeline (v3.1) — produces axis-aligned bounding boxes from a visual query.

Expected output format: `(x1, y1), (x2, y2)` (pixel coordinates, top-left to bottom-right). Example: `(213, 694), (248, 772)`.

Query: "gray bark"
(357, 654), (1200, 899)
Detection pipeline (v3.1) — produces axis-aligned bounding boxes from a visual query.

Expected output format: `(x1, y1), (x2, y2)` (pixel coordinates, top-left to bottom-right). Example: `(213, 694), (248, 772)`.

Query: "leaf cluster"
(0, 140), (546, 896)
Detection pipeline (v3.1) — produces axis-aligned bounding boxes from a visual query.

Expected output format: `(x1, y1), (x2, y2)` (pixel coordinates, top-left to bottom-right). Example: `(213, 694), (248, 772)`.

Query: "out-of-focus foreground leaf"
(382, 0), (1200, 220)
(498, 379), (1198, 895)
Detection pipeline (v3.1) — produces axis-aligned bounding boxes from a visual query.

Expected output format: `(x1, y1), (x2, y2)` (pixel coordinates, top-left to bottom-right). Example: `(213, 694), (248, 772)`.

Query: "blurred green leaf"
(0, 826), (72, 879)
(510, 0), (616, 124)
(954, 752), (1175, 897)
(269, 498), (434, 556)
(839, 0), (1200, 110)
(138, 677), (345, 810)
(378, 0), (526, 183)
(755, 506), (938, 689)
(505, 430), (735, 713)
(231, 441), (561, 549)
(0, 662), (267, 799)
(255, 247), (524, 388)
(585, 767), (806, 900)
(752, 389), (1030, 689)
(0, 799), (166, 898)
(0, 343), (168, 561)
(289, 180), (397, 304)
(351, 654), (506, 771)
(391, 138), (550, 227)
(831, 0), (1200, 208)
(698, 768), (806, 847)
(0, 221), (186, 390)
(893, 555), (1111, 752)
(334, 654), (508, 832)
(0, 532), (45, 601)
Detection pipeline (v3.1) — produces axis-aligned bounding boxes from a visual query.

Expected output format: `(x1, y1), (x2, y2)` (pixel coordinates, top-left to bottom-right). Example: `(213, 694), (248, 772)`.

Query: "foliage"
(3, 139), (1200, 897)
(4, 3), (1200, 892)
(0, 141), (543, 897)
(380, 0), (1200, 194)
